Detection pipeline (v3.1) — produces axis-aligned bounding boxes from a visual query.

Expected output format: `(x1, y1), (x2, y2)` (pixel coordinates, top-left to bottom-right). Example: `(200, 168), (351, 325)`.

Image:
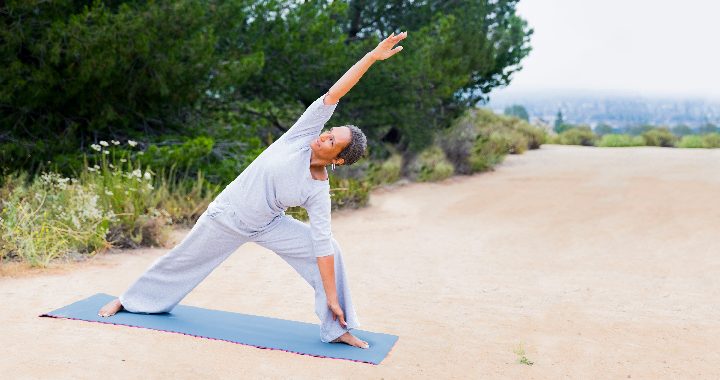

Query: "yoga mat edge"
(39, 293), (398, 365)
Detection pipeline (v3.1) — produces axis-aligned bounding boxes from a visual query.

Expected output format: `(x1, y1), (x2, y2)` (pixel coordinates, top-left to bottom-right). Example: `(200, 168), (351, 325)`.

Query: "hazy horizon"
(492, 0), (720, 100)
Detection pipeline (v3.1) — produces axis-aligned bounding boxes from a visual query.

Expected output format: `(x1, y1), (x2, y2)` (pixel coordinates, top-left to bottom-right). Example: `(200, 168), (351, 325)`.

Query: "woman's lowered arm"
(323, 31), (407, 106)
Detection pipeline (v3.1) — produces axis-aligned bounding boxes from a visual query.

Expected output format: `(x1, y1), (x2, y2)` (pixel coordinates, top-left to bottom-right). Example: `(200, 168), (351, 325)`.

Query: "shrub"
(367, 154), (403, 186)
(0, 172), (113, 266)
(329, 176), (372, 209)
(598, 134), (646, 147)
(558, 127), (596, 146)
(510, 119), (546, 149)
(469, 132), (510, 172)
(702, 133), (720, 148)
(407, 146), (455, 182)
(641, 128), (677, 147)
(677, 135), (705, 148)
(439, 108), (545, 174)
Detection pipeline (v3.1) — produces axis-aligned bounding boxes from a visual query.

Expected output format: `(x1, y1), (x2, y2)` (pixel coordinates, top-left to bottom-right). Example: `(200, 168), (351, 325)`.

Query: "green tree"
(626, 125), (654, 136)
(504, 105), (529, 121)
(594, 123), (615, 136)
(553, 110), (573, 134)
(1, 0), (533, 175)
(671, 124), (694, 136)
(1, 0), (263, 173)
(698, 123), (719, 135)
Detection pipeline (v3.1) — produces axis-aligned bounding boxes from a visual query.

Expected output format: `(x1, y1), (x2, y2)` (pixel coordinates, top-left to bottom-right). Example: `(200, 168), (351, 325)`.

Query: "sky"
(496, 0), (720, 99)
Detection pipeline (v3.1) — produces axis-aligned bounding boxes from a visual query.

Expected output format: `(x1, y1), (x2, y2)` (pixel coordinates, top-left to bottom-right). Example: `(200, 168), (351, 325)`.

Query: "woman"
(98, 31), (408, 349)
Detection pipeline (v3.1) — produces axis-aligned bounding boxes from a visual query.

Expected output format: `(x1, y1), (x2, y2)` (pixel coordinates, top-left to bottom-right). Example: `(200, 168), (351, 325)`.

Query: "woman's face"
(311, 126), (352, 164)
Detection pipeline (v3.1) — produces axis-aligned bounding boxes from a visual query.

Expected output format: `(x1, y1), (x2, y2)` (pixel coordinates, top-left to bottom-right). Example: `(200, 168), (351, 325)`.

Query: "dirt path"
(2, 145), (719, 379)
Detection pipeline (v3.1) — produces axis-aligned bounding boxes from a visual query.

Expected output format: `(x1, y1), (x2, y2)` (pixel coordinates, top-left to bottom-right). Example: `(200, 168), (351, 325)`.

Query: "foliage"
(367, 154), (404, 186)
(1, 0), (532, 177)
(504, 105), (529, 121)
(553, 110), (570, 134)
(594, 124), (616, 136)
(439, 108), (545, 174)
(1, 0), (264, 174)
(558, 126), (596, 146)
(0, 172), (113, 266)
(702, 133), (720, 148)
(697, 124), (720, 135)
(0, 0), (534, 264)
(641, 127), (677, 147)
(406, 146), (455, 182)
(513, 344), (534, 366)
(671, 125), (694, 137)
(624, 125), (654, 136)
(677, 135), (705, 148)
(597, 134), (645, 147)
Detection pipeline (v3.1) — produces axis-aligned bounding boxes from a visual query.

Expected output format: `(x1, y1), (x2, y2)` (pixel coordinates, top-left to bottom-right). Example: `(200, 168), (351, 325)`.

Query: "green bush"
(0, 172), (113, 266)
(367, 154), (403, 186)
(407, 146), (455, 182)
(469, 132), (511, 172)
(598, 134), (646, 147)
(512, 120), (547, 150)
(558, 127), (596, 146)
(702, 133), (720, 148)
(641, 128), (677, 147)
(439, 109), (545, 174)
(677, 135), (705, 148)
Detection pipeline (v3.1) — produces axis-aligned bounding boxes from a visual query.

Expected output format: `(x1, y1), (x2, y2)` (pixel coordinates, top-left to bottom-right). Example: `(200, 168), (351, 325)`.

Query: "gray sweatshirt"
(215, 94), (339, 257)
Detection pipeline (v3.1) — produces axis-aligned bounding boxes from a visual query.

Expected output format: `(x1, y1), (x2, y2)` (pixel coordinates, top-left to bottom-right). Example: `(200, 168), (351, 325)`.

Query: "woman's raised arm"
(324, 31), (407, 105)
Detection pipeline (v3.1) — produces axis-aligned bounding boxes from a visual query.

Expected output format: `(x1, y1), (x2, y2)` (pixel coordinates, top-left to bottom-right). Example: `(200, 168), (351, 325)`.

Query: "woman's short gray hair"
(337, 125), (367, 166)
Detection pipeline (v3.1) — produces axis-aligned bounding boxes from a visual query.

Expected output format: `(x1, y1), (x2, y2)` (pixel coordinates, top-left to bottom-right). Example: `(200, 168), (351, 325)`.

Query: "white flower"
(143, 172), (152, 180)
(111, 140), (120, 145)
(146, 183), (154, 190)
(105, 190), (114, 196)
(99, 141), (109, 147)
(90, 144), (102, 151)
(108, 164), (114, 168)
(120, 158), (127, 163)
(128, 140), (138, 147)
(93, 165), (100, 169)
(88, 167), (96, 172)
(132, 169), (142, 178)
(103, 150), (110, 155)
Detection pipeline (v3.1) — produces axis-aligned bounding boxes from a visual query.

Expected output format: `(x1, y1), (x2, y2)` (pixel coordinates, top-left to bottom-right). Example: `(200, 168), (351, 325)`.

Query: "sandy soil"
(2, 144), (720, 379)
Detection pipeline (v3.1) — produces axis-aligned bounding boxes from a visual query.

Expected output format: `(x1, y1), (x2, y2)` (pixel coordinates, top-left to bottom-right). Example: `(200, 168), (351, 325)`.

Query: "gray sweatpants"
(118, 200), (359, 343)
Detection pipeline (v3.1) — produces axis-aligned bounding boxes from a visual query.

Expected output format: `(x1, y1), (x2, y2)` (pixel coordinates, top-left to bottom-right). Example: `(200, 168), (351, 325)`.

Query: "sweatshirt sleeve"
(304, 188), (334, 257)
(281, 93), (339, 145)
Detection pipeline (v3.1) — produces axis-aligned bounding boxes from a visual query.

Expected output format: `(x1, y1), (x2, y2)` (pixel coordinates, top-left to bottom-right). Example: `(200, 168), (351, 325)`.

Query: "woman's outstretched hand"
(324, 30), (407, 104)
(328, 301), (348, 327)
(369, 31), (407, 61)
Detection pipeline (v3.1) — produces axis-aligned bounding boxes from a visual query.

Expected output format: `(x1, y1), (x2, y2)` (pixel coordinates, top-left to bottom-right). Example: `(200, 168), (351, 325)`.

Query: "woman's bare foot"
(331, 332), (369, 349)
(98, 298), (124, 317)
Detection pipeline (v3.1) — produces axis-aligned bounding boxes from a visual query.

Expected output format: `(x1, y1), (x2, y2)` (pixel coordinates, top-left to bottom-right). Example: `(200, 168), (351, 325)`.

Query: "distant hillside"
(486, 91), (720, 128)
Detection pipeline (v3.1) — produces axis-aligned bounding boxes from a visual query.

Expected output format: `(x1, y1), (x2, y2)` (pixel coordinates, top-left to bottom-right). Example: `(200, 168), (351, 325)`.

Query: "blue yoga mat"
(40, 293), (397, 365)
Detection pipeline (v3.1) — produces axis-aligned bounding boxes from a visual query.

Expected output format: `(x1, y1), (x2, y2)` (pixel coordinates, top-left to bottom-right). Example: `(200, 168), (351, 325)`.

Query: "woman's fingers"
(339, 313), (347, 327)
(330, 304), (348, 327)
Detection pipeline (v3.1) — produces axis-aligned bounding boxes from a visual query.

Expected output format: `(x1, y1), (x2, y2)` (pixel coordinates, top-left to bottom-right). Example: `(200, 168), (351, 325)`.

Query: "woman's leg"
(252, 215), (360, 343)
(117, 203), (250, 314)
